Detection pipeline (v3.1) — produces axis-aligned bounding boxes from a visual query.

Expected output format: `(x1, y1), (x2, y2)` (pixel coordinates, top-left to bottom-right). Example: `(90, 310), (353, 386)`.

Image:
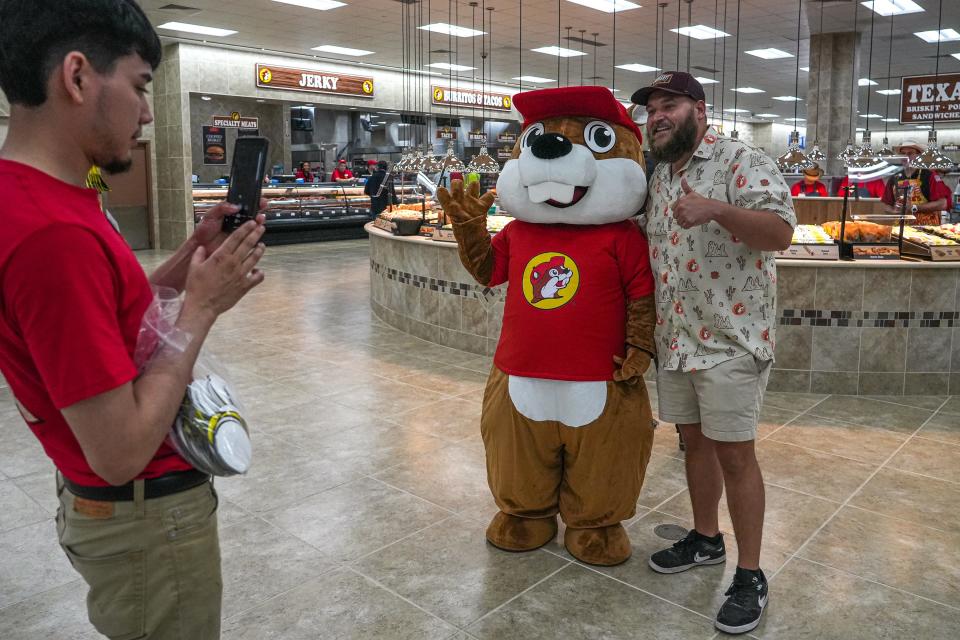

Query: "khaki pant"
(481, 367), (655, 529)
(56, 475), (222, 640)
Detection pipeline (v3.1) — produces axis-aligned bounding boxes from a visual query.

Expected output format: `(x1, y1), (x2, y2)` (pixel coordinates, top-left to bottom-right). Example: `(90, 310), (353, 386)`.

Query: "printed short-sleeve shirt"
(644, 127), (796, 372)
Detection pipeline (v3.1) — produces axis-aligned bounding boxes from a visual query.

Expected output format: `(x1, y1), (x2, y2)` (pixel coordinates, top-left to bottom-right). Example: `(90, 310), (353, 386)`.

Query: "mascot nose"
(531, 133), (573, 160)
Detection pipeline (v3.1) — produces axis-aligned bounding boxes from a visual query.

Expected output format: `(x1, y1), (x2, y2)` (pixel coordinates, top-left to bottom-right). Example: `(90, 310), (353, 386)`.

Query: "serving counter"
(368, 223), (960, 396)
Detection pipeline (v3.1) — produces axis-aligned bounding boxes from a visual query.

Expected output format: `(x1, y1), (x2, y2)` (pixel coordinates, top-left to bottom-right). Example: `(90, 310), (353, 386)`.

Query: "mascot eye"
(584, 121), (616, 153)
(520, 123), (545, 148)
(549, 268), (559, 277)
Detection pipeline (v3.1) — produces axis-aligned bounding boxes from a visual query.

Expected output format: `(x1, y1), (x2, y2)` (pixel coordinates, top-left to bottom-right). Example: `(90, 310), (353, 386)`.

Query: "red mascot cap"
(513, 86), (642, 144)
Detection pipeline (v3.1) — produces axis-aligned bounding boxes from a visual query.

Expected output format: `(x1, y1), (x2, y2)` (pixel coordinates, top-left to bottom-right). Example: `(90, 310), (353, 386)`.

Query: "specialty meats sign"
(256, 64), (375, 98)
(900, 73), (960, 124)
(432, 86), (513, 111)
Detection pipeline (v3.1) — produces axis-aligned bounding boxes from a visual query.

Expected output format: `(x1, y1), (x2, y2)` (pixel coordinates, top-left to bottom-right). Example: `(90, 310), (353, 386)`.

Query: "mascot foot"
(486, 512), (558, 552)
(565, 524), (632, 566)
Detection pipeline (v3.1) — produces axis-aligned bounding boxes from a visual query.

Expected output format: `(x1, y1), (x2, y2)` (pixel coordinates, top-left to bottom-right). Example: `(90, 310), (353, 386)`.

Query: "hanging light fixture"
(468, 5), (501, 175)
(839, 0), (864, 165)
(729, 0), (741, 139)
(776, 0), (815, 173)
(912, 0), (954, 172)
(440, 141), (467, 173)
(876, 5), (896, 158)
(807, 0), (826, 162)
(853, 0), (879, 163)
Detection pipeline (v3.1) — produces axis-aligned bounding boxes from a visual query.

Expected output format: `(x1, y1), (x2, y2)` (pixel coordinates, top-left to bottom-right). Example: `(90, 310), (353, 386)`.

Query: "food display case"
(192, 182), (427, 245)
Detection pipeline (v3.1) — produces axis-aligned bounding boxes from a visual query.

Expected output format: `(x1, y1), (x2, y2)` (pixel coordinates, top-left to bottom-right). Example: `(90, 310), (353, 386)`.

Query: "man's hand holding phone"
(192, 198), (268, 255)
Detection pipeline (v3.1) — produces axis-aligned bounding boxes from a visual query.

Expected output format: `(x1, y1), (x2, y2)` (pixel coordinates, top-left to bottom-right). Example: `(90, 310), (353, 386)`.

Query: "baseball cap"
(631, 71), (706, 106)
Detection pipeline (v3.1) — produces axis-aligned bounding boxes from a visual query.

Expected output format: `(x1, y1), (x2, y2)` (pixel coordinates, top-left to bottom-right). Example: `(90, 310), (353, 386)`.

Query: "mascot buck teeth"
(437, 86), (658, 566)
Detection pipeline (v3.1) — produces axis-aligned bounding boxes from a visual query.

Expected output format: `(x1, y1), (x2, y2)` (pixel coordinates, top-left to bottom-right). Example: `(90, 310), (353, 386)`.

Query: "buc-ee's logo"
(434, 87), (445, 102)
(362, 80), (374, 95)
(259, 67), (273, 84)
(522, 252), (580, 309)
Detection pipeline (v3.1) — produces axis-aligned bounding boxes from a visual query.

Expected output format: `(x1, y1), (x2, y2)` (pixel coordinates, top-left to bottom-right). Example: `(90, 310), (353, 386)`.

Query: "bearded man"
(632, 72), (795, 635)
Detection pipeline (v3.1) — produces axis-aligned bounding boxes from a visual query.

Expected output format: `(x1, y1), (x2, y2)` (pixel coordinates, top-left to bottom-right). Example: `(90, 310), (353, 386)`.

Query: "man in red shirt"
(790, 165), (828, 197)
(836, 175), (885, 198)
(330, 158), (355, 182)
(0, 2), (266, 638)
(882, 140), (952, 225)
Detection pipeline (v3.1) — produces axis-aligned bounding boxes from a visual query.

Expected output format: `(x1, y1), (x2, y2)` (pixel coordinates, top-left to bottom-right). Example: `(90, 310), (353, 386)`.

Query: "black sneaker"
(648, 529), (726, 574)
(715, 567), (768, 635)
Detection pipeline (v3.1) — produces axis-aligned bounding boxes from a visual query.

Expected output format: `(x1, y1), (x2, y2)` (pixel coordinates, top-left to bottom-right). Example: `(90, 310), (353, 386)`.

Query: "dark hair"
(377, 160), (388, 171)
(0, 0), (162, 106)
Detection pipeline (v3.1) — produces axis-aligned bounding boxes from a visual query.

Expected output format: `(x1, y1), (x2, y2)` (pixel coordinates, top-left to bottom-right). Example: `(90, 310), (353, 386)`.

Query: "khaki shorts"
(56, 475), (222, 640)
(656, 355), (771, 442)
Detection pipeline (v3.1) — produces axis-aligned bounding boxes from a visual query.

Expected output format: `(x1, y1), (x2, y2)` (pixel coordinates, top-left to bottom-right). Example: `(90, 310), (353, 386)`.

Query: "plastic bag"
(135, 287), (252, 476)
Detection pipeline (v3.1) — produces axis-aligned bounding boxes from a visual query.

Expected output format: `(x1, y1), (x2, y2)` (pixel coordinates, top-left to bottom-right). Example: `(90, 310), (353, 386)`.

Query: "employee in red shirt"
(0, 3), (266, 638)
(294, 160), (315, 182)
(331, 158), (355, 182)
(790, 165), (828, 197)
(836, 175), (885, 198)
(882, 140), (952, 225)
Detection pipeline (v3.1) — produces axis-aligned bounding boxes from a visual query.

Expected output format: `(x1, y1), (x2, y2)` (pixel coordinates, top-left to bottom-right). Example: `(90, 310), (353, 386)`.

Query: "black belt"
(64, 469), (211, 502)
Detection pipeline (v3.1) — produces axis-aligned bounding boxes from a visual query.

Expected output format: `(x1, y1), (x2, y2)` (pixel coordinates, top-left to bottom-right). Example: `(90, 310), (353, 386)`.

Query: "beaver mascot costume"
(437, 86), (657, 566)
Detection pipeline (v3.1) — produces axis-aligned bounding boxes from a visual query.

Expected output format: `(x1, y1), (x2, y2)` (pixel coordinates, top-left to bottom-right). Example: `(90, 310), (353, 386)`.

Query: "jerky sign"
(900, 73), (960, 124)
(432, 86), (513, 111)
(256, 64), (375, 98)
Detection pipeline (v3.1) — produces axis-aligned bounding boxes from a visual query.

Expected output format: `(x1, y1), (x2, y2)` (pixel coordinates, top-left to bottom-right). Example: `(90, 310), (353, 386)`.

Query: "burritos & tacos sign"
(900, 73), (960, 124)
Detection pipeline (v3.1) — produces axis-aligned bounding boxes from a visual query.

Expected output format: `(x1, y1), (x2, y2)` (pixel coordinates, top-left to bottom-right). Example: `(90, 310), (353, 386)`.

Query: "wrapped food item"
(895, 226), (959, 247)
(792, 224), (834, 245)
(135, 287), (252, 477)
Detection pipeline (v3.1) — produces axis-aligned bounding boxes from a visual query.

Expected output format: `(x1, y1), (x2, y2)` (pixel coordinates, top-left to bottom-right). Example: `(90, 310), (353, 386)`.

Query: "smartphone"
(223, 137), (270, 231)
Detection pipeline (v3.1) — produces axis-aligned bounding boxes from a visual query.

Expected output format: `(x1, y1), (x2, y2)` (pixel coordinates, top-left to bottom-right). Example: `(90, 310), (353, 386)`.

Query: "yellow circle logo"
(231, 111), (241, 121)
(362, 80), (374, 94)
(503, 96), (512, 109)
(259, 67), (272, 83)
(434, 87), (445, 102)
(522, 252), (579, 310)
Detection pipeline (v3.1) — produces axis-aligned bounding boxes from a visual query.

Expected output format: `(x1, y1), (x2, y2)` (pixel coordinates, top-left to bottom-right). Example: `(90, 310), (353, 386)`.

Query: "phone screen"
(224, 137), (269, 231)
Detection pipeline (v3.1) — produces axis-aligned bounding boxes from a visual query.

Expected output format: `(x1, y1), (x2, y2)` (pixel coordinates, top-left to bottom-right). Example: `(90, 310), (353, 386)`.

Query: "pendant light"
(875, 6), (896, 158)
(853, 1), (879, 162)
(776, 0), (815, 173)
(716, 0), (727, 133)
(395, 0), (415, 174)
(440, 141), (467, 173)
(729, 0), (741, 140)
(838, 0), (859, 164)
(912, 0), (955, 172)
(807, 0), (826, 163)
(467, 4), (499, 175)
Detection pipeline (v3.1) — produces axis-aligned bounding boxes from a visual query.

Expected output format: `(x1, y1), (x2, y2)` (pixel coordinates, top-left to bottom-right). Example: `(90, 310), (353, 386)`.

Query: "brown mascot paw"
(486, 511), (558, 552)
(564, 524), (632, 566)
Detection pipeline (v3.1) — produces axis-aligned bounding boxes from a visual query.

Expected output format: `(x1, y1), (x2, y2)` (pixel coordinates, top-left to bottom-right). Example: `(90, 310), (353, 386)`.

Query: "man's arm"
(62, 223), (266, 485)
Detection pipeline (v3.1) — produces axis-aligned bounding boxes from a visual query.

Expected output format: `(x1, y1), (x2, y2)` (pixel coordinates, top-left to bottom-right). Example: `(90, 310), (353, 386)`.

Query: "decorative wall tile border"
(370, 259), (503, 303)
(779, 309), (959, 328)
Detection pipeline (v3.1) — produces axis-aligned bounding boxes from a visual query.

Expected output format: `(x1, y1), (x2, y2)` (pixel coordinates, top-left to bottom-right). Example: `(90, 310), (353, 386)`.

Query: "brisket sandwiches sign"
(900, 73), (960, 124)
(256, 64), (375, 98)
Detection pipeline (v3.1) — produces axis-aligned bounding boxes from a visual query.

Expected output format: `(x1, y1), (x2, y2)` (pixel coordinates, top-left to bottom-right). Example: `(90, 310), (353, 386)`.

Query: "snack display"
(791, 224), (834, 245)
(895, 226), (959, 247)
(918, 225), (960, 243)
(821, 220), (892, 243)
(486, 215), (515, 234)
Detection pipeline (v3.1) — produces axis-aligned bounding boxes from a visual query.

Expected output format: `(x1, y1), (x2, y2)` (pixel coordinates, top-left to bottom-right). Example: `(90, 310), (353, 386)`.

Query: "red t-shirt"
(331, 168), (353, 180)
(836, 177), (885, 198)
(488, 220), (655, 381)
(790, 181), (827, 197)
(882, 170), (952, 208)
(0, 160), (192, 486)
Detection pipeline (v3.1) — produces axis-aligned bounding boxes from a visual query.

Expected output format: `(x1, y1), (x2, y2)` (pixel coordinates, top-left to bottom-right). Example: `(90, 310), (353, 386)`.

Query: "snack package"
(134, 287), (252, 476)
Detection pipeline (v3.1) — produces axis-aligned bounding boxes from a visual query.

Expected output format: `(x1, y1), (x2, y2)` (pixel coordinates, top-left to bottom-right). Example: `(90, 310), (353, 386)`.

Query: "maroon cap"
(631, 71), (706, 106)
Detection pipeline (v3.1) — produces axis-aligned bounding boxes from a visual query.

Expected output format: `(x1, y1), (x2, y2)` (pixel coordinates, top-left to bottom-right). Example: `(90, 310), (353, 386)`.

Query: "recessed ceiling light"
(271, 0), (346, 10)
(419, 23), (485, 37)
(378, 112), (400, 115)
(157, 22), (237, 37)
(533, 46), (588, 57)
(564, 0), (640, 12)
(671, 25), (731, 40)
(745, 48), (793, 59)
(862, 1), (924, 17)
(724, 108), (750, 113)
(800, 67), (809, 72)
(860, 113), (883, 118)
(914, 29), (960, 43)
(953, 53), (960, 61)
(513, 75), (555, 83)
(881, 117), (899, 122)
(428, 62), (476, 71)
(200, 95), (212, 101)
(755, 113), (780, 118)
(877, 88), (902, 95)
(915, 124), (932, 128)
(856, 127), (866, 131)
(695, 76), (719, 84)
(616, 63), (659, 72)
(732, 87), (764, 93)
(859, 78), (879, 86)
(403, 68), (443, 76)
(256, 99), (266, 103)
(784, 117), (806, 122)
(772, 96), (802, 102)
(311, 45), (374, 56)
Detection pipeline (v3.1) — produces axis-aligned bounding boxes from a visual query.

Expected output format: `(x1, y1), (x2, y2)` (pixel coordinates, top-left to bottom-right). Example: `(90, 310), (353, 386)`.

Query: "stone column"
(751, 122), (774, 155)
(153, 44), (195, 250)
(807, 32), (861, 176)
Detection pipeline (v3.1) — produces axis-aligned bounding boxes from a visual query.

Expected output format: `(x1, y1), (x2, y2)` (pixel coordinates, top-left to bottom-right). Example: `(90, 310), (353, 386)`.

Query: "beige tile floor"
(0, 239), (959, 639)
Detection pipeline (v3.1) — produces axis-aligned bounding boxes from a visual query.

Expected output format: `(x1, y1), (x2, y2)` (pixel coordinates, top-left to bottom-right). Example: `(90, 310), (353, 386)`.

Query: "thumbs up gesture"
(671, 176), (716, 229)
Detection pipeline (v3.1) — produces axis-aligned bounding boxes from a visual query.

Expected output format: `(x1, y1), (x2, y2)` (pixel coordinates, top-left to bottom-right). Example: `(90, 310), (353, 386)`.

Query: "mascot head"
(496, 86), (647, 225)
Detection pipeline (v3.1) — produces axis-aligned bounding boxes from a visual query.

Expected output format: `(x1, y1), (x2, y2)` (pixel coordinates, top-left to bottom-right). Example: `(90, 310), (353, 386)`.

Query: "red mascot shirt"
(488, 219), (654, 381)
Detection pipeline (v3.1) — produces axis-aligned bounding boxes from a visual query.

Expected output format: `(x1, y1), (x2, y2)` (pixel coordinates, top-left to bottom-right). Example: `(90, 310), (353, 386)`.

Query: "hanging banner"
(497, 147), (514, 160)
(202, 126), (227, 165)
(432, 86), (513, 111)
(212, 112), (259, 129)
(497, 133), (517, 144)
(468, 131), (487, 143)
(437, 128), (457, 140)
(256, 64), (375, 97)
(900, 73), (960, 124)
